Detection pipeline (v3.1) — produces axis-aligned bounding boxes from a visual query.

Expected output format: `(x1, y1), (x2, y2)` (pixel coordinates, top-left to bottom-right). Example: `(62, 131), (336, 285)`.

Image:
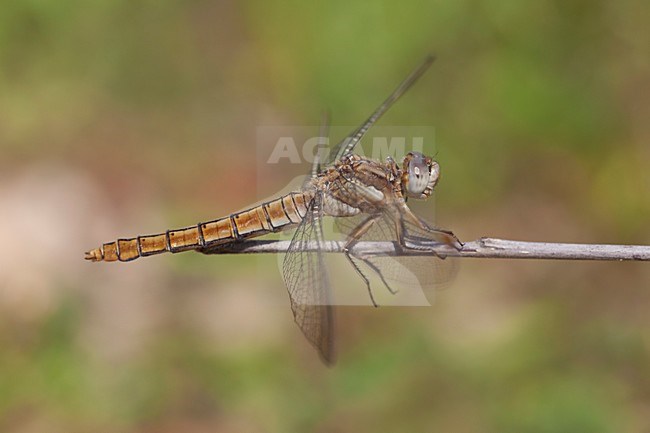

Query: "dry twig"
(212, 238), (650, 261)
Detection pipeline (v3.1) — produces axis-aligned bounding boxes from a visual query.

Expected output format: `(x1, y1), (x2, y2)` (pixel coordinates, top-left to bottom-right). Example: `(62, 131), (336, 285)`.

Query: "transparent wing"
(282, 192), (335, 364)
(302, 110), (330, 188)
(326, 55), (435, 167)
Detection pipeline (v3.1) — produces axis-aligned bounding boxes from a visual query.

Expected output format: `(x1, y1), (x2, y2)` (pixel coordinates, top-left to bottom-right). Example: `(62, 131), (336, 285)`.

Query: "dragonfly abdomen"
(85, 192), (310, 262)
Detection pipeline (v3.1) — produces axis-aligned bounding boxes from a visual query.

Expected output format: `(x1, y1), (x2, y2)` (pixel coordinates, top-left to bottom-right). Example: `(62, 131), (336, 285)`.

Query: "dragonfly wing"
(326, 56), (435, 166)
(283, 192), (335, 365)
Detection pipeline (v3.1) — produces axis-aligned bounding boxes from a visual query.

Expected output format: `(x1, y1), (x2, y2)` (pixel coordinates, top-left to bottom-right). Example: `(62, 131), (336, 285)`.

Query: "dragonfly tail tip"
(84, 249), (102, 262)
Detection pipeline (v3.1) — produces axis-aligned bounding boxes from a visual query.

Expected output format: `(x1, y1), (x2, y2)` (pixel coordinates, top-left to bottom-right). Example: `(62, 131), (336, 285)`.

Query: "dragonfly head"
(402, 152), (440, 199)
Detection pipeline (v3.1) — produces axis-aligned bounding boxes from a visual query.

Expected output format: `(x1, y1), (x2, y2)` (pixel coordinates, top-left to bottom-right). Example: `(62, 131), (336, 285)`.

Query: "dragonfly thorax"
(401, 152), (439, 200)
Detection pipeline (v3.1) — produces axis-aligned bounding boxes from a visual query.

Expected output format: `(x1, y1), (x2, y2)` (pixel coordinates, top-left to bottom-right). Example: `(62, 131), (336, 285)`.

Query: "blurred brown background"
(1, 1), (649, 432)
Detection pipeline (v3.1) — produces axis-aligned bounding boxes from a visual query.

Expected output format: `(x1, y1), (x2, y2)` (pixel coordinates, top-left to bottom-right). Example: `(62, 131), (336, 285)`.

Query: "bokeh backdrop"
(1, 1), (649, 432)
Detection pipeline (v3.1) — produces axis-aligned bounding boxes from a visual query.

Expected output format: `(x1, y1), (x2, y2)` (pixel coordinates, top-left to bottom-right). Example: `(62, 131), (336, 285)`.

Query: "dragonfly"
(85, 55), (462, 365)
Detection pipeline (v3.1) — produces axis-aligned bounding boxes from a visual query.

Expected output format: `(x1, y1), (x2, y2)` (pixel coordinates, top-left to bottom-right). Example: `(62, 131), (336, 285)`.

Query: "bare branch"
(209, 238), (650, 261)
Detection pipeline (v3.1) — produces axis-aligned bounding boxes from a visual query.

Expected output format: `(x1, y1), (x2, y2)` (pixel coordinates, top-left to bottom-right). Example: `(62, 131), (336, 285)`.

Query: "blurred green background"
(1, 0), (649, 432)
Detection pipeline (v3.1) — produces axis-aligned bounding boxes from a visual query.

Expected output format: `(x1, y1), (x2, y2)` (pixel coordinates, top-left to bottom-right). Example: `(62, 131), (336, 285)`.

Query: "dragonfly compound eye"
(403, 152), (439, 199)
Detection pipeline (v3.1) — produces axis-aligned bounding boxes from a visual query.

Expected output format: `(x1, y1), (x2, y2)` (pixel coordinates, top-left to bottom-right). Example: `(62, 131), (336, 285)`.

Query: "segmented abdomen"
(85, 192), (310, 262)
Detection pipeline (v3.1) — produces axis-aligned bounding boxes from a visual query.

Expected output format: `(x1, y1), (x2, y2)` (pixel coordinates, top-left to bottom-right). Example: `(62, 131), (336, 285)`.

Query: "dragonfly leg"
(343, 215), (398, 304)
(396, 205), (463, 251)
(344, 215), (379, 306)
(344, 253), (379, 307)
(428, 226), (463, 247)
(421, 227), (462, 250)
(355, 257), (399, 295)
